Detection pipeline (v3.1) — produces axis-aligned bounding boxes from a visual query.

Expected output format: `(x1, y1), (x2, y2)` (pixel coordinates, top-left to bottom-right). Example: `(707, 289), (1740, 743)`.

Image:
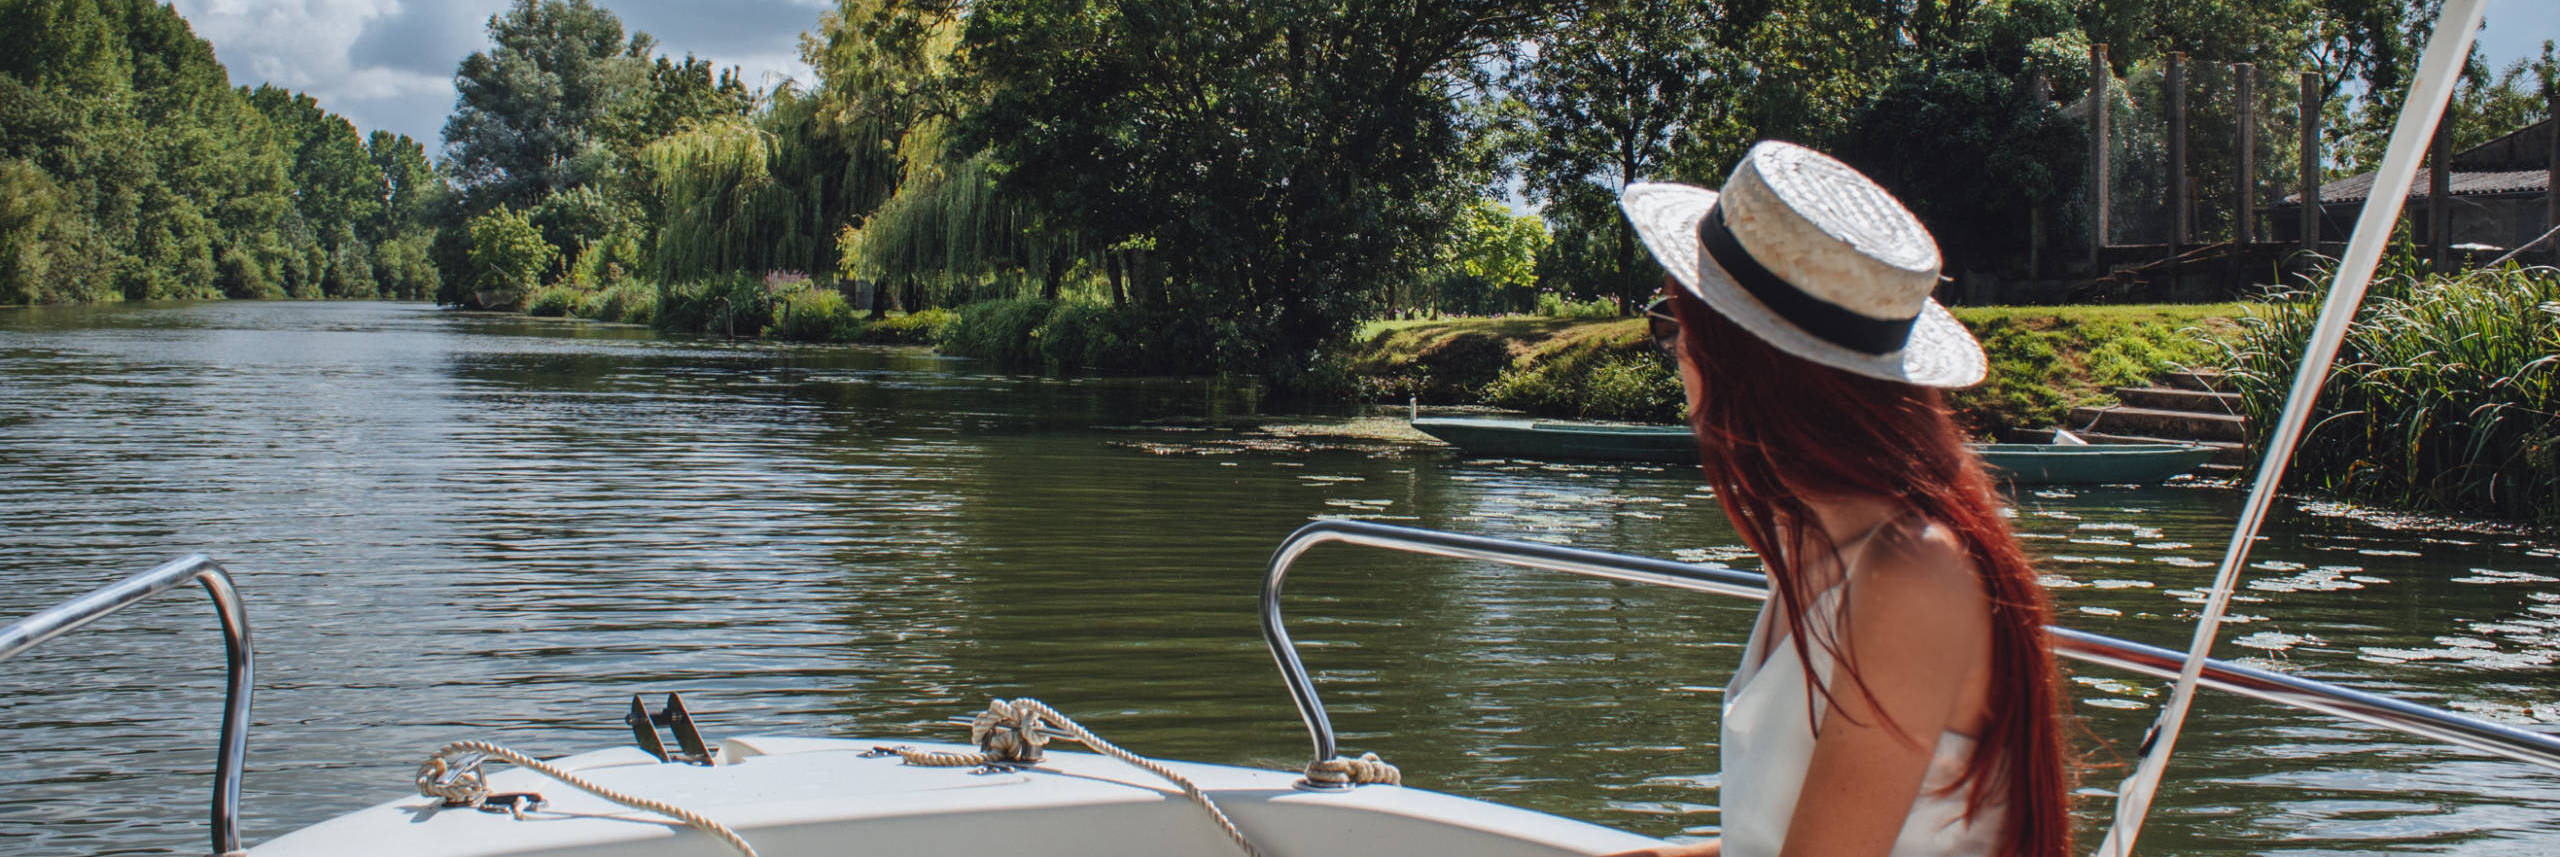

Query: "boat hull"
(250, 736), (1663, 857)
(1410, 417), (2217, 484)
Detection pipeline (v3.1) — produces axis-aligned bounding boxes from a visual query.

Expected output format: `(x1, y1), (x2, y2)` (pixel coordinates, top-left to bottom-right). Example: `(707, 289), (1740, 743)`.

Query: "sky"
(174, 0), (2560, 154)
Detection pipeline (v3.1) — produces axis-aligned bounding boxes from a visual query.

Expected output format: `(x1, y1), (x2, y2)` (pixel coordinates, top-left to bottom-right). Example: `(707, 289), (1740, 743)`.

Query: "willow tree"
(834, 115), (1082, 308)
(644, 88), (864, 282)
(806, 0), (1083, 308)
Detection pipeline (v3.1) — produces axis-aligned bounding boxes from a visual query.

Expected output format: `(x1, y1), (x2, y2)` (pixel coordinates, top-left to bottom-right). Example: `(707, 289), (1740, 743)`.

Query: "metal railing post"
(1260, 519), (2560, 783)
(0, 555), (253, 857)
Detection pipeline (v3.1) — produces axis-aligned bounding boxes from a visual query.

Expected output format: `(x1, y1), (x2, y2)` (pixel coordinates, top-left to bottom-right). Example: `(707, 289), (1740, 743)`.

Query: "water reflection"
(0, 302), (2553, 855)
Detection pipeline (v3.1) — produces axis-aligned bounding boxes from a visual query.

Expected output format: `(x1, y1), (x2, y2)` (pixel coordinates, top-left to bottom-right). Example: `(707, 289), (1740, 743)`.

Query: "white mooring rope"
(890, 697), (1401, 857)
(416, 740), (759, 857)
(412, 698), (1399, 857)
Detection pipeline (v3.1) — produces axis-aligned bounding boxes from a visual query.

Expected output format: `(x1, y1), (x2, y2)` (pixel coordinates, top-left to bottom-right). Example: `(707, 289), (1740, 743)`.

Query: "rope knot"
(970, 698), (1051, 763)
(416, 750), (493, 808)
(1303, 752), (1401, 787)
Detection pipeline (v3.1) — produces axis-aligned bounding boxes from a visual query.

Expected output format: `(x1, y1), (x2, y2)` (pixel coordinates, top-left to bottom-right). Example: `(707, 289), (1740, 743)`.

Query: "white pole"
(2091, 2), (2488, 854)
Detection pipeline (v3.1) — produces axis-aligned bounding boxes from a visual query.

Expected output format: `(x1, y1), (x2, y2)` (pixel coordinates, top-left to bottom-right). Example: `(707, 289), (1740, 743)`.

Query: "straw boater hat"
(1620, 140), (1985, 388)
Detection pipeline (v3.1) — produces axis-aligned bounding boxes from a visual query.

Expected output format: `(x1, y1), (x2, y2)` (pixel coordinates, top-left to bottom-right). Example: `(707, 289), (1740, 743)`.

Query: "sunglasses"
(1644, 297), (1680, 357)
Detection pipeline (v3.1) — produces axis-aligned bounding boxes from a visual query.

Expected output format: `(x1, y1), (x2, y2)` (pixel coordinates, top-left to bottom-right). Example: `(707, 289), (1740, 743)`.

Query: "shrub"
(2221, 264), (2560, 526)
(466, 206), (553, 308)
(589, 281), (658, 325)
(1034, 301), (1159, 372)
(772, 287), (860, 342)
(861, 307), (955, 344)
(525, 285), (582, 317)
(1483, 340), (1682, 422)
(655, 274), (778, 338)
(1536, 292), (1621, 320)
(938, 297), (1058, 367)
(1354, 329), (1514, 401)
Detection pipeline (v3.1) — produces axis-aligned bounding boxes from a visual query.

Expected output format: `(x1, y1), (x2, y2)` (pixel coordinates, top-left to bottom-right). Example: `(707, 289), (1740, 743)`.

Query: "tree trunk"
(1041, 246), (1067, 301)
(1107, 252), (1127, 309)
(1615, 211), (1639, 315)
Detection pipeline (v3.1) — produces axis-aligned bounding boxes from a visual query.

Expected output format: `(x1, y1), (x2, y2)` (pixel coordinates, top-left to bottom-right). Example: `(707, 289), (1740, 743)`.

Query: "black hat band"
(1698, 206), (1917, 356)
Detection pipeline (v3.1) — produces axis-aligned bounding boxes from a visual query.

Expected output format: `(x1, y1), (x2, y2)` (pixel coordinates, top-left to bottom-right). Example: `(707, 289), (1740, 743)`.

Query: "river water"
(0, 301), (2553, 856)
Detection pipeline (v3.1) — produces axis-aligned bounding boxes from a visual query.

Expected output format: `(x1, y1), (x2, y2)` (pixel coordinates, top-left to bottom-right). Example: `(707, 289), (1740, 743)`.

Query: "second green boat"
(1411, 416), (2218, 485)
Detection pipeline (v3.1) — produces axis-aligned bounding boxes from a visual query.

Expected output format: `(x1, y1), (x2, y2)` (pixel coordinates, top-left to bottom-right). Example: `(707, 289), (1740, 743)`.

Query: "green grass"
(1945, 304), (2240, 435)
(1343, 304), (2244, 433)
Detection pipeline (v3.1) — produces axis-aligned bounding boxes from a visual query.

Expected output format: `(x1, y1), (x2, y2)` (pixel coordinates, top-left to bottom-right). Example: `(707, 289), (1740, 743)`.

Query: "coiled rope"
(889, 698), (1399, 857)
(1301, 751), (1401, 788)
(416, 740), (759, 857)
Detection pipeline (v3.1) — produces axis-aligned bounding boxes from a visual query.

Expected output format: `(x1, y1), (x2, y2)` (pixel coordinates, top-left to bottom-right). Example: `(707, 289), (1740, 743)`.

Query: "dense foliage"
(8, 0), (2533, 419)
(2222, 264), (2560, 527)
(0, 0), (444, 303)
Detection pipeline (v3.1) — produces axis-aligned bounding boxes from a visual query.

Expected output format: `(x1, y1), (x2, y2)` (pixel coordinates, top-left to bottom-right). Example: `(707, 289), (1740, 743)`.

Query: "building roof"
(2277, 116), (2551, 206)
(2282, 167), (2549, 205)
(2451, 117), (2553, 171)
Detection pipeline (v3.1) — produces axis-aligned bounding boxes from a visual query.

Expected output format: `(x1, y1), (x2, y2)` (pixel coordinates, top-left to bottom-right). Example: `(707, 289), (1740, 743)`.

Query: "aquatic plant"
(2222, 264), (2560, 526)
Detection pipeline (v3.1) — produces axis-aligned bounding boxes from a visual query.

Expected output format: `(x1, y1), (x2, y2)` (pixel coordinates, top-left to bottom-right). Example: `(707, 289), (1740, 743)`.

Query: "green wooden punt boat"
(1410, 416), (2218, 485)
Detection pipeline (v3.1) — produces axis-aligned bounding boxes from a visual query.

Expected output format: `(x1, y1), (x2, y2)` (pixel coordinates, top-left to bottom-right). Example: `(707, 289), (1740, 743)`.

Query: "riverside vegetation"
(2223, 263), (2560, 528)
(11, 1), (2517, 367)
(10, 0), (2555, 524)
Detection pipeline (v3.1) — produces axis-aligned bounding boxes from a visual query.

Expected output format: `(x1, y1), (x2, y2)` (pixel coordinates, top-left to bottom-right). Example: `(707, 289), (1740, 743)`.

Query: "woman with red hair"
(1604, 142), (2070, 857)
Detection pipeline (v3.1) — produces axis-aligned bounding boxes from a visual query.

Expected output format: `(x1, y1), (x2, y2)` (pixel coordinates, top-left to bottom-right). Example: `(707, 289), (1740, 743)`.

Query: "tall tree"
(0, 0), (313, 302)
(367, 129), (440, 241)
(954, 0), (1569, 381)
(441, 0), (651, 214)
(250, 86), (383, 248)
(1515, 0), (1761, 312)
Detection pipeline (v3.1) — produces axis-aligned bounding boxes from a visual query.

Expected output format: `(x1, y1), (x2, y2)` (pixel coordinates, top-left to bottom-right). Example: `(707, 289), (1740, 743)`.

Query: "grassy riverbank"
(1347, 304), (2244, 436)
(514, 282), (2245, 442)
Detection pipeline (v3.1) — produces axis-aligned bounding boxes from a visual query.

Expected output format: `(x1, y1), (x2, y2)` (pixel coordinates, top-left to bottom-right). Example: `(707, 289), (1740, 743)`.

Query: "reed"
(2221, 263), (2560, 526)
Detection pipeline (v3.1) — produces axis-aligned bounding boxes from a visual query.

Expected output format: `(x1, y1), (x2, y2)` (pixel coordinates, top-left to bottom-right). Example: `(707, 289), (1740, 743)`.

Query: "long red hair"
(1670, 294), (2070, 857)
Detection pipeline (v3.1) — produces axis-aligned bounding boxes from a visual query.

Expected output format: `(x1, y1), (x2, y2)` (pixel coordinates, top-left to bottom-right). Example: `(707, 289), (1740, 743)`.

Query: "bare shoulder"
(1840, 519), (1992, 654)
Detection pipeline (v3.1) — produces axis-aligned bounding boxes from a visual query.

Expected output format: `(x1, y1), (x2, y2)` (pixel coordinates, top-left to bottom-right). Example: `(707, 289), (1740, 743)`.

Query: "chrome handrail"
(1261, 519), (2560, 784)
(0, 555), (253, 857)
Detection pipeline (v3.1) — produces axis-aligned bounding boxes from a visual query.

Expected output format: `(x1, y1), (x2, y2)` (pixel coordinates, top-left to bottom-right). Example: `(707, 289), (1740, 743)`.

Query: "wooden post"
(2547, 83), (2558, 264)
(2301, 72), (2321, 254)
(2089, 44), (2111, 272)
(2430, 104), (2452, 272)
(2167, 52), (2188, 270)
(2234, 63), (2256, 247)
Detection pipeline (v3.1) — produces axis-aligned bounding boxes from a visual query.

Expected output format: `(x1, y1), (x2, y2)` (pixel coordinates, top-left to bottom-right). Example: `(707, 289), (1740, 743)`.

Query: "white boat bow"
(252, 735), (1658, 857)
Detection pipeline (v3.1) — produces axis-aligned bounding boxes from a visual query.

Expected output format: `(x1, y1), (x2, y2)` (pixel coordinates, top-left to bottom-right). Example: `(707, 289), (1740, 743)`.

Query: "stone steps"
(2112, 386), (2242, 413)
(2068, 405), (2248, 442)
(2073, 430), (2253, 465)
(2031, 367), (2254, 462)
(2160, 368), (2232, 392)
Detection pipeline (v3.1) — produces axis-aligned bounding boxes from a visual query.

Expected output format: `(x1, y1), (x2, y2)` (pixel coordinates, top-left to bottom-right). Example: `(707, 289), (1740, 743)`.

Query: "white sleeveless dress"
(1718, 574), (2005, 857)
